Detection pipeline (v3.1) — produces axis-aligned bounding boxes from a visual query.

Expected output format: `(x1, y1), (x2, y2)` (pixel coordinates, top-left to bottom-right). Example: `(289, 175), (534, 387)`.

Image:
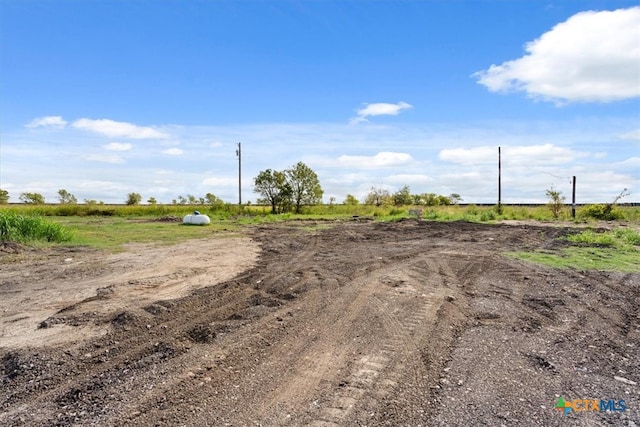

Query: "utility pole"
(571, 176), (576, 219)
(498, 146), (502, 214)
(236, 142), (242, 206)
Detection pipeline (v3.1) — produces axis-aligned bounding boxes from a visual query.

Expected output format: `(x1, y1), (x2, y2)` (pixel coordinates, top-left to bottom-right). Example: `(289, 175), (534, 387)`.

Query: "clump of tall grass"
(0, 211), (72, 243)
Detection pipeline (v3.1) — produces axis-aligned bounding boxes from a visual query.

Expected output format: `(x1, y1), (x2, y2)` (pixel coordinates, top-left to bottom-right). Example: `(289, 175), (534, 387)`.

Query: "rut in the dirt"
(1, 220), (638, 427)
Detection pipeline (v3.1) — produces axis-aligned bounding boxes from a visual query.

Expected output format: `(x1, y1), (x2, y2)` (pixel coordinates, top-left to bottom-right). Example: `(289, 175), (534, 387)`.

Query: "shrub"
(479, 210), (496, 222)
(579, 204), (624, 221)
(423, 209), (439, 220)
(466, 204), (479, 215)
(545, 187), (565, 219)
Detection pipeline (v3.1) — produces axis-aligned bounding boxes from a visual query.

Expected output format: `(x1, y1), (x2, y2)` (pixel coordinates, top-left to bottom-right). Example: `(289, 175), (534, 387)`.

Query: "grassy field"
(50, 216), (243, 251)
(507, 227), (640, 273)
(1, 203), (639, 270)
(2, 202), (638, 222)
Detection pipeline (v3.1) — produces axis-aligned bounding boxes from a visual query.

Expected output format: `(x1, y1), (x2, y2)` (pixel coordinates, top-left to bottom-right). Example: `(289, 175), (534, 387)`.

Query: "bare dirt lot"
(1, 220), (638, 426)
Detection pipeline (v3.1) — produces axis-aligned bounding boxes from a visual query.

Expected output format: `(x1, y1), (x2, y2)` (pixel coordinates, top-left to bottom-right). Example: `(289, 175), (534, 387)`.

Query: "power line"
(531, 169), (572, 184)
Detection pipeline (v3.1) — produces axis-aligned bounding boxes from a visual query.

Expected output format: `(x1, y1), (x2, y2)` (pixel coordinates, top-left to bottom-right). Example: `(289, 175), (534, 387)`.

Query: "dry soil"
(0, 220), (638, 426)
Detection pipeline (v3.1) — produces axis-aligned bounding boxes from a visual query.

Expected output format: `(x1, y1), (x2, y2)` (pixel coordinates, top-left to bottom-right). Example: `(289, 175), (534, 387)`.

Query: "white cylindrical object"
(182, 214), (211, 225)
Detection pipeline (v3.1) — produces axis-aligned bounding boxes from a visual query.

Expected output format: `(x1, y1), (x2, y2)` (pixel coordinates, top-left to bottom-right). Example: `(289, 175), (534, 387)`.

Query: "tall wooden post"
(236, 142), (242, 206)
(498, 146), (502, 214)
(571, 175), (576, 219)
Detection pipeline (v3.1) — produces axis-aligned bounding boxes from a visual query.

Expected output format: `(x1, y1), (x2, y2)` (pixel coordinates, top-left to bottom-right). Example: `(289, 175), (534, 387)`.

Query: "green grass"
(50, 217), (242, 251)
(507, 227), (640, 272)
(0, 211), (72, 244)
(567, 227), (640, 248)
(2, 203), (639, 223)
(0, 203), (248, 218)
(507, 247), (640, 272)
(2, 203), (639, 255)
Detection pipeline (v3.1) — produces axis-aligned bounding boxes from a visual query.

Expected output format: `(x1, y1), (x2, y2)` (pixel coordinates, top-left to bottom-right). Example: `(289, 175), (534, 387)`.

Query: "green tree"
(423, 193), (440, 206)
(393, 185), (413, 206)
(343, 194), (359, 205)
(19, 192), (45, 204)
(412, 194), (425, 205)
(147, 197), (158, 205)
(437, 195), (452, 205)
(364, 187), (391, 206)
(285, 161), (323, 213)
(57, 189), (78, 204)
(0, 189), (9, 204)
(253, 169), (291, 214)
(449, 193), (462, 204)
(546, 187), (565, 219)
(126, 192), (142, 205)
(205, 193), (224, 206)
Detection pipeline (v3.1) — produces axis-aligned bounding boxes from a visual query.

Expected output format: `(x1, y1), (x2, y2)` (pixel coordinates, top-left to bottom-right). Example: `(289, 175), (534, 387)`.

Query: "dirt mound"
(154, 215), (182, 222)
(1, 221), (638, 426)
(0, 241), (26, 254)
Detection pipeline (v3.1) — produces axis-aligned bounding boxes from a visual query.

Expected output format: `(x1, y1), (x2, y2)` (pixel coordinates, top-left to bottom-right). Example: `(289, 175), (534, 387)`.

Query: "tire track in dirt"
(431, 251), (640, 426)
(92, 226), (464, 421)
(1, 229), (304, 424)
(1, 238), (259, 349)
(3, 220), (638, 426)
(101, 229), (333, 425)
(308, 255), (463, 426)
(252, 278), (378, 424)
(1, 280), (262, 425)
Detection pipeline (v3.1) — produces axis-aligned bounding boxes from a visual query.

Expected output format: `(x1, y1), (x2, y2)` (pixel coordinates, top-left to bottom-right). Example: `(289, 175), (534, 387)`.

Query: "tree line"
(0, 162), (460, 211)
(0, 190), (226, 207)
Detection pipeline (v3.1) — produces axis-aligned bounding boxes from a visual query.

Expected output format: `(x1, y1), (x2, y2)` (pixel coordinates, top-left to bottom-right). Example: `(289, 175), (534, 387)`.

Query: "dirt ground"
(0, 220), (638, 426)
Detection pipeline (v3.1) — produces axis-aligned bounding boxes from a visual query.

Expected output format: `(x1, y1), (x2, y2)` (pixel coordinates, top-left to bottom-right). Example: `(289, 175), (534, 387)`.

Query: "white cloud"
(84, 154), (125, 164)
(162, 148), (184, 155)
(439, 146), (496, 165)
(474, 7), (640, 103)
(336, 152), (414, 168)
(505, 144), (588, 165)
(75, 180), (134, 203)
(619, 129), (640, 140)
(385, 174), (433, 186)
(576, 170), (635, 197)
(73, 118), (169, 139)
(77, 180), (126, 189)
(2, 119), (637, 204)
(103, 142), (133, 151)
(351, 102), (412, 124)
(202, 176), (237, 187)
(615, 157), (640, 169)
(26, 116), (67, 129)
(439, 144), (587, 166)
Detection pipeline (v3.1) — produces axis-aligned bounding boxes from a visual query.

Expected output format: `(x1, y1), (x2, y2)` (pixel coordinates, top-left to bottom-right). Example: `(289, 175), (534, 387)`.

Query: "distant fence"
(456, 203), (640, 207)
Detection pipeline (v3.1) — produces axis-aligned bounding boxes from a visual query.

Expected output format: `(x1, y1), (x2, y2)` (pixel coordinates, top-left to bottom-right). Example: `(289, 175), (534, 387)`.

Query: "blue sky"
(1, 0), (638, 204)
